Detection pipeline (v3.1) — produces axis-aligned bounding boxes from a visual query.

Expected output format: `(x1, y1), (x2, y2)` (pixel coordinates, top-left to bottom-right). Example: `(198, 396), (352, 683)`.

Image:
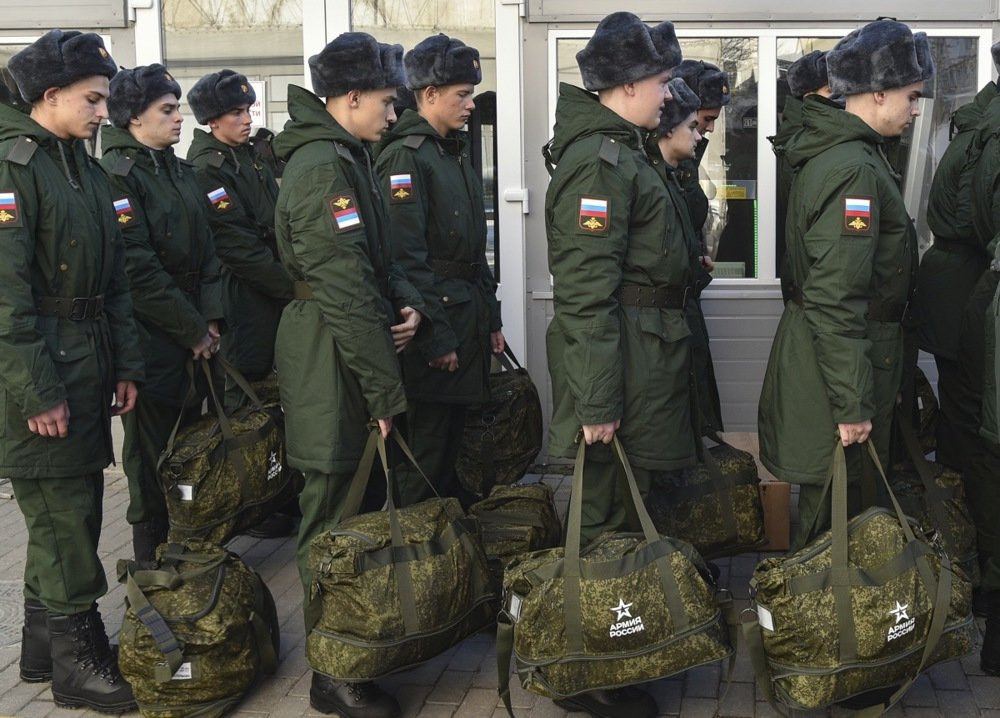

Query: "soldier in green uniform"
(758, 20), (933, 548)
(2, 30), (142, 712)
(272, 32), (425, 718)
(374, 34), (504, 505)
(544, 12), (694, 717)
(100, 65), (225, 561)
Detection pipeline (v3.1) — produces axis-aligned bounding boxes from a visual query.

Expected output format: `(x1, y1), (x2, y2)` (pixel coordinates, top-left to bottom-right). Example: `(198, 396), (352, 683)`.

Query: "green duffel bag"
(743, 442), (976, 714)
(159, 359), (301, 544)
(306, 427), (495, 681)
(647, 434), (767, 559)
(117, 542), (279, 718)
(497, 438), (734, 709)
(469, 482), (562, 595)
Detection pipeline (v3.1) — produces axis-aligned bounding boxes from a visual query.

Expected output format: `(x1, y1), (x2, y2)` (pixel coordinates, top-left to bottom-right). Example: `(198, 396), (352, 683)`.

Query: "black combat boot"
(554, 685), (658, 718)
(48, 606), (136, 713)
(982, 590), (1000, 676)
(131, 516), (168, 563)
(20, 598), (51, 682)
(310, 672), (400, 718)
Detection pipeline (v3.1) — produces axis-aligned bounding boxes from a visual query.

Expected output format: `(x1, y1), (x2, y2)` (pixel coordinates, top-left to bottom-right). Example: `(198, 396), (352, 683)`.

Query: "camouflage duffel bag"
(306, 427), (495, 681)
(497, 438), (734, 709)
(469, 482), (562, 595)
(117, 542), (279, 718)
(455, 347), (543, 495)
(743, 443), (975, 714)
(159, 359), (301, 544)
(647, 435), (767, 559)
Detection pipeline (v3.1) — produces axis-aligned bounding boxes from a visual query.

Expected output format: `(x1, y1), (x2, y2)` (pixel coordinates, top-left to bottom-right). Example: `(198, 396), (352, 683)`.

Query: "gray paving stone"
(678, 696), (724, 718)
(902, 673), (938, 707)
(716, 681), (754, 717)
(425, 669), (474, 705)
(684, 663), (721, 698)
(931, 688), (982, 717)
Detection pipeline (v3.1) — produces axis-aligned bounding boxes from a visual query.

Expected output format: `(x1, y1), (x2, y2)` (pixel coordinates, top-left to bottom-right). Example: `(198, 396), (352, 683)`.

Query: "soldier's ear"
(346, 88), (362, 108)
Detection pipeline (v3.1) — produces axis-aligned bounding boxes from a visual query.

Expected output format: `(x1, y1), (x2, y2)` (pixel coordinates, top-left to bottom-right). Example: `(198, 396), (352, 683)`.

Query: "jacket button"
(59, 262), (68, 271)
(442, 296), (450, 303)
(884, 357), (892, 366)
(59, 350), (66, 357)
(453, 210), (460, 216)
(69, 240), (78, 247)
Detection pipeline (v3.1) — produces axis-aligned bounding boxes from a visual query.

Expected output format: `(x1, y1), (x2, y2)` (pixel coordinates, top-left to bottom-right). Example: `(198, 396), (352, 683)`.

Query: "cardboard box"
(759, 481), (791, 552)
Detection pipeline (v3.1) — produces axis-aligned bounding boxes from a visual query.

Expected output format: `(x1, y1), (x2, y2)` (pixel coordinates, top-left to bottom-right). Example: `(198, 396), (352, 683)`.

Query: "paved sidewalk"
(0, 461), (996, 717)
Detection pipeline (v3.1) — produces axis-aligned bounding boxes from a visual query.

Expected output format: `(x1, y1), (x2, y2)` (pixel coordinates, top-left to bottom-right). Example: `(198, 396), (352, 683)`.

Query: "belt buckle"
(69, 297), (89, 321)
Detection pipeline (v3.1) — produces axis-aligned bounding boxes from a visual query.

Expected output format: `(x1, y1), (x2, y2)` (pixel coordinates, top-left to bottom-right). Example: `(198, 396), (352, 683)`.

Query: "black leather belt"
(171, 271), (200, 293)
(293, 280), (313, 300)
(617, 284), (688, 309)
(786, 284), (907, 323)
(35, 295), (104, 320)
(430, 259), (479, 281)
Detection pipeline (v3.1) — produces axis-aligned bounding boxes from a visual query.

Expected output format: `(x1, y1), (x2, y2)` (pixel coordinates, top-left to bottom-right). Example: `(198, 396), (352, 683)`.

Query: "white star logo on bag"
(610, 598), (633, 622)
(889, 601), (909, 624)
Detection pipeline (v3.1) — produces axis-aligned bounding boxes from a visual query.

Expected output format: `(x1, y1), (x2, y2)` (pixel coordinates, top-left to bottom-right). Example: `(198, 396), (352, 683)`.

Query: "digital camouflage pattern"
(750, 508), (975, 710)
(307, 496), (495, 680)
(455, 354), (543, 494)
(502, 533), (732, 698)
(913, 367), (939, 454)
(118, 542), (279, 718)
(469, 482), (562, 595)
(647, 442), (766, 558)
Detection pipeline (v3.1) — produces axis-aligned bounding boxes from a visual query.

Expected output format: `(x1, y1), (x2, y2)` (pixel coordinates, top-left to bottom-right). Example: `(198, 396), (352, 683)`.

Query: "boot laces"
(73, 611), (120, 682)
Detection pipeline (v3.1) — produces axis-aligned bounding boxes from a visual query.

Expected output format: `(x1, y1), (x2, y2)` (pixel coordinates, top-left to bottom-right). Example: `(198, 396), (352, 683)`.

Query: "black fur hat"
(7, 29), (117, 103)
(576, 12), (681, 91)
(309, 32), (405, 98)
(827, 20), (935, 95)
(188, 69), (256, 124)
(405, 34), (481, 90)
(673, 60), (731, 109)
(787, 51), (829, 98)
(107, 64), (182, 128)
(660, 77), (701, 133)
(993, 41), (1000, 74)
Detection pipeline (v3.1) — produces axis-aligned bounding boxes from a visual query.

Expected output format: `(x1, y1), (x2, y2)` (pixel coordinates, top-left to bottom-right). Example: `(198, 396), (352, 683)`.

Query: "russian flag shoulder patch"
(578, 195), (610, 236)
(327, 192), (363, 233)
(843, 195), (873, 236)
(0, 190), (22, 227)
(389, 173), (413, 203)
(113, 196), (135, 225)
(207, 186), (234, 212)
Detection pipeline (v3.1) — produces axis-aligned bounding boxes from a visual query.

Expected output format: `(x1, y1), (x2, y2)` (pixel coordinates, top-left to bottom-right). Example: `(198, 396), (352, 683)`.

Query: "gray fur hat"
(576, 12), (681, 91)
(827, 20), (935, 95)
(673, 60), (730, 109)
(309, 32), (405, 98)
(188, 69), (256, 124)
(787, 51), (829, 98)
(993, 41), (1000, 74)
(660, 77), (701, 133)
(108, 64), (182, 128)
(7, 29), (117, 103)
(404, 34), (481, 90)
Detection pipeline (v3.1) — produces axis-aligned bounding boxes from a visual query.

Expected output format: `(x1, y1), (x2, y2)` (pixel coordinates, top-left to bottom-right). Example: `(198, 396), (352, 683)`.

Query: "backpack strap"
(123, 568), (187, 681)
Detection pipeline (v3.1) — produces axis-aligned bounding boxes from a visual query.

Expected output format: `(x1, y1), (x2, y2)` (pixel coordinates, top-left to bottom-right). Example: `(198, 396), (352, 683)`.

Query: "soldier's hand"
(429, 351), (459, 372)
(701, 255), (715, 271)
(391, 307), (422, 353)
(491, 330), (506, 354)
(27, 400), (70, 438)
(582, 420), (620, 445)
(207, 321), (222, 355)
(111, 380), (138, 416)
(838, 420), (872, 447)
(377, 416), (393, 439)
(191, 332), (214, 360)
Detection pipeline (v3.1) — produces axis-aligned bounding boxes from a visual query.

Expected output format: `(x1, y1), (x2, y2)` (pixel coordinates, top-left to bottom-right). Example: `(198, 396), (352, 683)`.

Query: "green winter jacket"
(772, 95), (803, 227)
(544, 83), (696, 470)
(758, 97), (917, 484)
(188, 128), (292, 377)
(982, 242), (1000, 444)
(375, 110), (501, 404)
(272, 86), (425, 473)
(916, 81), (999, 359)
(99, 127), (224, 404)
(676, 138), (713, 296)
(0, 105), (144, 478)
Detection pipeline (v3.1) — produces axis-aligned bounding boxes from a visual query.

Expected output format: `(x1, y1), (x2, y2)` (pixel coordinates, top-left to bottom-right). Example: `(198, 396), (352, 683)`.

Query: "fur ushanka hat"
(108, 64), (182, 128)
(309, 32), (405, 98)
(576, 12), (681, 91)
(992, 41), (1000, 74)
(405, 34), (482, 90)
(7, 29), (117, 103)
(673, 60), (730, 109)
(660, 77), (701, 133)
(787, 51), (829, 98)
(826, 20), (935, 96)
(188, 70), (256, 124)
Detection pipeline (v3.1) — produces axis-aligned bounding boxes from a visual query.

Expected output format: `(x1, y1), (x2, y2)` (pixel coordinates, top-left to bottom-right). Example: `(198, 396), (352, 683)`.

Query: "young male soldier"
(375, 34), (504, 505)
(916, 42), (1000, 473)
(272, 32), (425, 718)
(100, 65), (225, 561)
(544, 12), (694, 717)
(758, 20), (933, 548)
(2, 30), (143, 712)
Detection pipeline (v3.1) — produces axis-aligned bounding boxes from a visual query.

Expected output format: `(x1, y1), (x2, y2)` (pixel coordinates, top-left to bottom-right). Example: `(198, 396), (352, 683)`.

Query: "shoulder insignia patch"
(113, 197), (135, 226)
(207, 186), (234, 212)
(0, 190), (22, 227)
(389, 173), (413, 203)
(578, 196), (610, 235)
(843, 196), (873, 236)
(327, 192), (363, 232)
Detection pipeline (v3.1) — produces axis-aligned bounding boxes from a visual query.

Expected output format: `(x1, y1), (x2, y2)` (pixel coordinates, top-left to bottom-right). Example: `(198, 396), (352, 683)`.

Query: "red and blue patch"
(578, 196), (609, 234)
(843, 196), (873, 235)
(207, 186), (233, 212)
(389, 173), (413, 203)
(113, 197), (134, 225)
(327, 193), (363, 232)
(0, 190), (21, 227)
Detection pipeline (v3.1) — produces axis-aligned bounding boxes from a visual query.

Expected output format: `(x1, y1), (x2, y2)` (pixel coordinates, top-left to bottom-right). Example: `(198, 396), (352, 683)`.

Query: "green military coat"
(758, 97), (917, 484)
(374, 110), (501, 404)
(272, 86), (425, 473)
(188, 128), (292, 377)
(0, 105), (144, 478)
(982, 242), (1000, 444)
(99, 127), (224, 404)
(544, 83), (696, 470)
(916, 81), (999, 359)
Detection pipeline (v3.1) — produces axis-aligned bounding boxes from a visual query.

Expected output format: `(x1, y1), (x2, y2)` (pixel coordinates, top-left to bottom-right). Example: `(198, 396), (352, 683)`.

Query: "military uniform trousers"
(10, 473), (106, 615)
(573, 448), (654, 547)
(686, 297), (723, 434)
(394, 401), (468, 507)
